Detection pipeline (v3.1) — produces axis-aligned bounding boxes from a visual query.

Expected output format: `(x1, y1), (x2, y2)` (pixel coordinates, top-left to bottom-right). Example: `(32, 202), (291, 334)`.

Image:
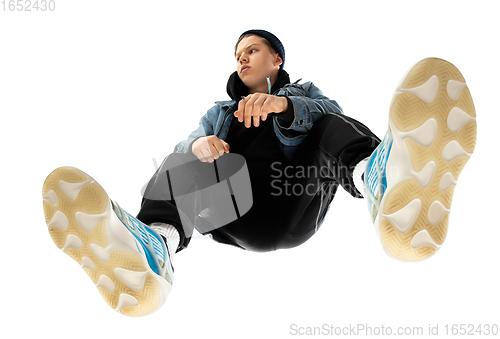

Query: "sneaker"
(42, 166), (173, 316)
(364, 58), (477, 262)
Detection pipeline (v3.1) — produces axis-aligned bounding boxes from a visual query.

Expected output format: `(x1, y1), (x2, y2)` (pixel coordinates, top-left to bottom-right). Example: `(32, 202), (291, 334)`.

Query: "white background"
(1, 1), (498, 338)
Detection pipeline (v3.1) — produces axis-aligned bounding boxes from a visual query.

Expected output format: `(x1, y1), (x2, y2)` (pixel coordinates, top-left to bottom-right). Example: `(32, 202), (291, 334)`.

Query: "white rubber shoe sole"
(42, 166), (172, 316)
(374, 58), (477, 262)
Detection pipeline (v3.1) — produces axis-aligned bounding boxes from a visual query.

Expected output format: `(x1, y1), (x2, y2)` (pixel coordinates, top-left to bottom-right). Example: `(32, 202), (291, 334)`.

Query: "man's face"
(235, 35), (282, 93)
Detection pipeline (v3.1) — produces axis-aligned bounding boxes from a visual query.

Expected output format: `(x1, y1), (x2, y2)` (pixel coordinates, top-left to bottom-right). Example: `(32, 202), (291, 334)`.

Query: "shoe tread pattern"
(42, 166), (161, 316)
(380, 58), (477, 261)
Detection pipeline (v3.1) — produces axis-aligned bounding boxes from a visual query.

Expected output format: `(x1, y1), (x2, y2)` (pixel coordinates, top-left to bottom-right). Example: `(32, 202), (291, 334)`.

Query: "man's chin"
(238, 73), (249, 84)
(240, 78), (254, 90)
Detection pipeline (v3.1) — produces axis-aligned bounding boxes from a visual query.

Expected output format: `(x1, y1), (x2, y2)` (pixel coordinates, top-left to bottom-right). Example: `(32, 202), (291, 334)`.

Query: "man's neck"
(248, 72), (279, 94)
(249, 85), (269, 94)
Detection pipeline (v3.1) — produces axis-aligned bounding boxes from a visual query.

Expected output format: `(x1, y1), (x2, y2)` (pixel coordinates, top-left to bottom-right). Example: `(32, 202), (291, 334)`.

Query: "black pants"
(137, 113), (380, 253)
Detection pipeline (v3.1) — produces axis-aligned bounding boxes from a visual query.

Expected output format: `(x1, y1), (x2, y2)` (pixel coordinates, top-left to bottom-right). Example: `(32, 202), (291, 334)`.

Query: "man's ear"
(275, 54), (283, 67)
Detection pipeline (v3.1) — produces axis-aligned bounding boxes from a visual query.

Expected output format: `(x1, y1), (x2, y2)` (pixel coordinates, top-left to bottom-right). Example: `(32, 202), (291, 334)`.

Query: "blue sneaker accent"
(364, 127), (394, 222)
(111, 200), (174, 285)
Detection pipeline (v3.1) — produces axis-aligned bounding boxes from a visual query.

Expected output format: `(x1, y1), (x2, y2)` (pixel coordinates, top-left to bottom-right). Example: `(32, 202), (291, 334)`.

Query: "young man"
(42, 29), (477, 316)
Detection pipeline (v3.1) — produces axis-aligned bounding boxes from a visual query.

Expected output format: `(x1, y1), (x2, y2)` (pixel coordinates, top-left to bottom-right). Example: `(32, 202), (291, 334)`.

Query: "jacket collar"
(215, 100), (237, 108)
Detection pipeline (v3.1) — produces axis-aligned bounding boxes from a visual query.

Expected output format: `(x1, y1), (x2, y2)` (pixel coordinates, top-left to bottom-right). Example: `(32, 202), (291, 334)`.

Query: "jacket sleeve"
(274, 81), (343, 133)
(173, 106), (216, 154)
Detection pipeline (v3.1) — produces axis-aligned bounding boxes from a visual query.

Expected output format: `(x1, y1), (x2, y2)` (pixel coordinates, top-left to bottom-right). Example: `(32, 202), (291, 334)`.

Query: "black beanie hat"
(239, 29), (285, 69)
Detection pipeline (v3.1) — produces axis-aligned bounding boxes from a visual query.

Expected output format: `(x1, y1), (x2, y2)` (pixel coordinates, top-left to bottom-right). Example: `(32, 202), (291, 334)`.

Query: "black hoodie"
(218, 69), (295, 241)
(224, 69), (295, 155)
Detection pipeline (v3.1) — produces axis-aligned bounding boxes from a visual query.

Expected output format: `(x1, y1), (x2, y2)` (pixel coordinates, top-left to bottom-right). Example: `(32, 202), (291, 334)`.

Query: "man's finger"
(216, 140), (227, 155)
(198, 149), (208, 162)
(221, 140), (230, 152)
(238, 98), (246, 122)
(261, 97), (273, 119)
(246, 94), (264, 128)
(244, 96), (258, 127)
(253, 95), (267, 127)
(211, 142), (222, 157)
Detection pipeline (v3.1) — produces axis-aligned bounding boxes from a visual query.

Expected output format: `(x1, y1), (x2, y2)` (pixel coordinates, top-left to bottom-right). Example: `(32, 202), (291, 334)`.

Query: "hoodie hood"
(226, 69), (291, 102)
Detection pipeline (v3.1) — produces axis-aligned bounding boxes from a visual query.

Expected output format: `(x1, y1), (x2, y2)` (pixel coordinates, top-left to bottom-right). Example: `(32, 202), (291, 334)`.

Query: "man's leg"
(137, 153), (197, 253)
(137, 152), (216, 253)
(274, 113), (381, 250)
(303, 112), (381, 198)
(137, 151), (252, 252)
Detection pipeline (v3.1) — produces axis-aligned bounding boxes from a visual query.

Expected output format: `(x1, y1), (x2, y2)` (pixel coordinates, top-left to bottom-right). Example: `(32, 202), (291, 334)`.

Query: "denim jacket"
(173, 81), (344, 161)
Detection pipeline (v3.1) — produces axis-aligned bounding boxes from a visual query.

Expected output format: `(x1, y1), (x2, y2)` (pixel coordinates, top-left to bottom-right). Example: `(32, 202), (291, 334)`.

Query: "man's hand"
(192, 136), (230, 163)
(234, 93), (288, 128)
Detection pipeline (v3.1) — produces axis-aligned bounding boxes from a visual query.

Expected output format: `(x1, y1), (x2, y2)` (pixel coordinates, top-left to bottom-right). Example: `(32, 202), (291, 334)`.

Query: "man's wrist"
(276, 97), (294, 127)
(281, 96), (288, 113)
